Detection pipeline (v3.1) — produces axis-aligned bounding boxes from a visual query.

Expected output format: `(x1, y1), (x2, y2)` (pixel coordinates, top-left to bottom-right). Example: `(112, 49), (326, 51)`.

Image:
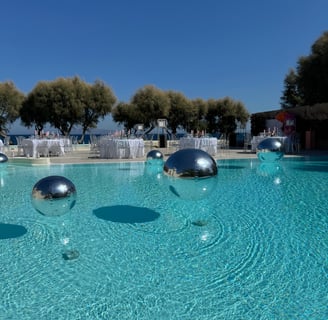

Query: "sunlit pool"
(1, 156), (328, 319)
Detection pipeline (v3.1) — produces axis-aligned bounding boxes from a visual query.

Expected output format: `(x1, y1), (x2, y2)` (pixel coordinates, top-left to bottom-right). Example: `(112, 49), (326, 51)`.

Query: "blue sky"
(1, 0), (327, 132)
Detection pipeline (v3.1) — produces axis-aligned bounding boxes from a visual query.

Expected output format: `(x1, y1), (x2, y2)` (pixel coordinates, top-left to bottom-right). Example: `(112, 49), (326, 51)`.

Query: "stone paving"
(6, 143), (313, 166)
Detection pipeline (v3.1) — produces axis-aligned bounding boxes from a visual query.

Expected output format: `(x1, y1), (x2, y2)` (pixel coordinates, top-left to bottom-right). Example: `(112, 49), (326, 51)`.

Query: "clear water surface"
(1, 156), (328, 319)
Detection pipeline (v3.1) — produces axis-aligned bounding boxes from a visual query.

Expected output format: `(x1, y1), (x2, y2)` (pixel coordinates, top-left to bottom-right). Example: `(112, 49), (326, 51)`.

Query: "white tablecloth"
(99, 138), (145, 159)
(251, 136), (287, 152)
(22, 138), (70, 157)
(179, 137), (218, 156)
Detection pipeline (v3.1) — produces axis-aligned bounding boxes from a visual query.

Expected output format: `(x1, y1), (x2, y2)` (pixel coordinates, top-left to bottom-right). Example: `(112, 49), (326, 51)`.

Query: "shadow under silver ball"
(0, 153), (8, 163)
(31, 175), (77, 216)
(257, 138), (284, 162)
(163, 149), (218, 200)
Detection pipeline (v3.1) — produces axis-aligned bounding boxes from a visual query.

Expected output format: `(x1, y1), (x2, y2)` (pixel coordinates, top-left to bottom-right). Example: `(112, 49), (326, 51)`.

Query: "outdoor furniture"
(98, 137), (145, 159)
(179, 137), (218, 156)
(21, 138), (70, 157)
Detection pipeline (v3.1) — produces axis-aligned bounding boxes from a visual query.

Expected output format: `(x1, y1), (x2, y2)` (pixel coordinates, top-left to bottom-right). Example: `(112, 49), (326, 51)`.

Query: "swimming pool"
(1, 156), (328, 319)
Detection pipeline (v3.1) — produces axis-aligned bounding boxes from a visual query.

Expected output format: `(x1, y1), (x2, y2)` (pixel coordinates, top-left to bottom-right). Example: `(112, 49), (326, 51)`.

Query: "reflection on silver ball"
(257, 162), (283, 185)
(164, 148), (218, 178)
(166, 175), (218, 201)
(146, 150), (164, 166)
(163, 149), (218, 200)
(0, 153), (8, 163)
(147, 149), (163, 161)
(31, 176), (77, 216)
(257, 138), (284, 162)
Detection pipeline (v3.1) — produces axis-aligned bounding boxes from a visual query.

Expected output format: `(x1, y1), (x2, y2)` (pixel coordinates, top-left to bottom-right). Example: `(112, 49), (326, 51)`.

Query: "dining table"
(98, 137), (145, 159)
(179, 137), (218, 156)
(21, 138), (70, 157)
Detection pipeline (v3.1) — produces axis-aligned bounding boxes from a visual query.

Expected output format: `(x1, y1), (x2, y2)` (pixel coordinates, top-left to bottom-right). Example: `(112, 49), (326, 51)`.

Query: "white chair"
(89, 135), (100, 158)
(117, 140), (130, 158)
(15, 136), (25, 156)
(36, 141), (49, 157)
(48, 142), (63, 156)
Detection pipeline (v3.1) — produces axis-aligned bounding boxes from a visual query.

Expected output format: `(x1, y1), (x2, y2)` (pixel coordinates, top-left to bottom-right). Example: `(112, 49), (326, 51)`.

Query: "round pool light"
(257, 138), (284, 162)
(31, 176), (77, 216)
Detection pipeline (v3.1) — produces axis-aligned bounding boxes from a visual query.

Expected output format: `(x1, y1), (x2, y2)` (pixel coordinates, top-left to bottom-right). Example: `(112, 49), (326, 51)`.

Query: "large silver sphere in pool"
(31, 176), (77, 216)
(257, 138), (284, 162)
(0, 153), (8, 163)
(163, 148), (218, 200)
(164, 148), (217, 178)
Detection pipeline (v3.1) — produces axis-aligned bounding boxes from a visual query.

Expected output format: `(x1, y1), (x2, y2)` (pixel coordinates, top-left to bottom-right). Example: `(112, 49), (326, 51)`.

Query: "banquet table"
(98, 138), (145, 159)
(179, 137), (218, 156)
(21, 138), (70, 157)
(251, 136), (287, 152)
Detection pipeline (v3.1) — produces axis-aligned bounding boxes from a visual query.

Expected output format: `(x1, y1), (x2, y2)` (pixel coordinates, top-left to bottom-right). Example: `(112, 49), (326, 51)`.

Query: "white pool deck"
(4, 143), (320, 166)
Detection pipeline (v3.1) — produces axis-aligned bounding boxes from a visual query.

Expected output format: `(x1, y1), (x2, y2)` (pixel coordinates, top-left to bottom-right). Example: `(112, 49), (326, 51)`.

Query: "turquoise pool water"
(1, 156), (328, 319)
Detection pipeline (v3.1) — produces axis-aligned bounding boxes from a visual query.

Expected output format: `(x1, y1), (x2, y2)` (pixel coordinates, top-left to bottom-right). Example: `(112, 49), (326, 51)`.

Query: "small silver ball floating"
(146, 149), (164, 164)
(31, 175), (77, 216)
(163, 149), (218, 200)
(0, 153), (8, 163)
(257, 138), (284, 162)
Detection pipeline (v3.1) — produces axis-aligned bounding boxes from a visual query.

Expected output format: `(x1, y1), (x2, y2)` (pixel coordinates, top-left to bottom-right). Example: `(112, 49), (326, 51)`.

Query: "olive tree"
(20, 81), (51, 135)
(112, 102), (141, 132)
(21, 77), (116, 137)
(205, 97), (249, 136)
(131, 85), (170, 134)
(166, 91), (191, 134)
(0, 81), (24, 136)
(78, 79), (116, 143)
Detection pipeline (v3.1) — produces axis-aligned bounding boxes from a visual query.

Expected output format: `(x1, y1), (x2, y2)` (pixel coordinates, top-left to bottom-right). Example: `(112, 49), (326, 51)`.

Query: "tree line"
(280, 31), (328, 108)
(0, 77), (249, 141)
(3, 30), (326, 140)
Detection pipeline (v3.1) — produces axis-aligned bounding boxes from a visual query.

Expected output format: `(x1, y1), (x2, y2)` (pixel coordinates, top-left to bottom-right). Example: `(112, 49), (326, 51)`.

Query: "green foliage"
(205, 97), (249, 136)
(0, 81), (24, 135)
(281, 31), (328, 107)
(166, 91), (192, 134)
(112, 102), (140, 131)
(131, 85), (170, 130)
(78, 79), (116, 140)
(20, 77), (116, 136)
(280, 69), (303, 108)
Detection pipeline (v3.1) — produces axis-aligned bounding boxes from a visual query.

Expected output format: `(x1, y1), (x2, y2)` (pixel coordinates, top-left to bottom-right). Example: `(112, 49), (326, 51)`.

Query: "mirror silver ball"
(163, 149), (218, 200)
(257, 138), (284, 162)
(0, 153), (8, 163)
(146, 149), (164, 165)
(32, 175), (77, 216)
(164, 148), (217, 178)
(147, 150), (163, 161)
